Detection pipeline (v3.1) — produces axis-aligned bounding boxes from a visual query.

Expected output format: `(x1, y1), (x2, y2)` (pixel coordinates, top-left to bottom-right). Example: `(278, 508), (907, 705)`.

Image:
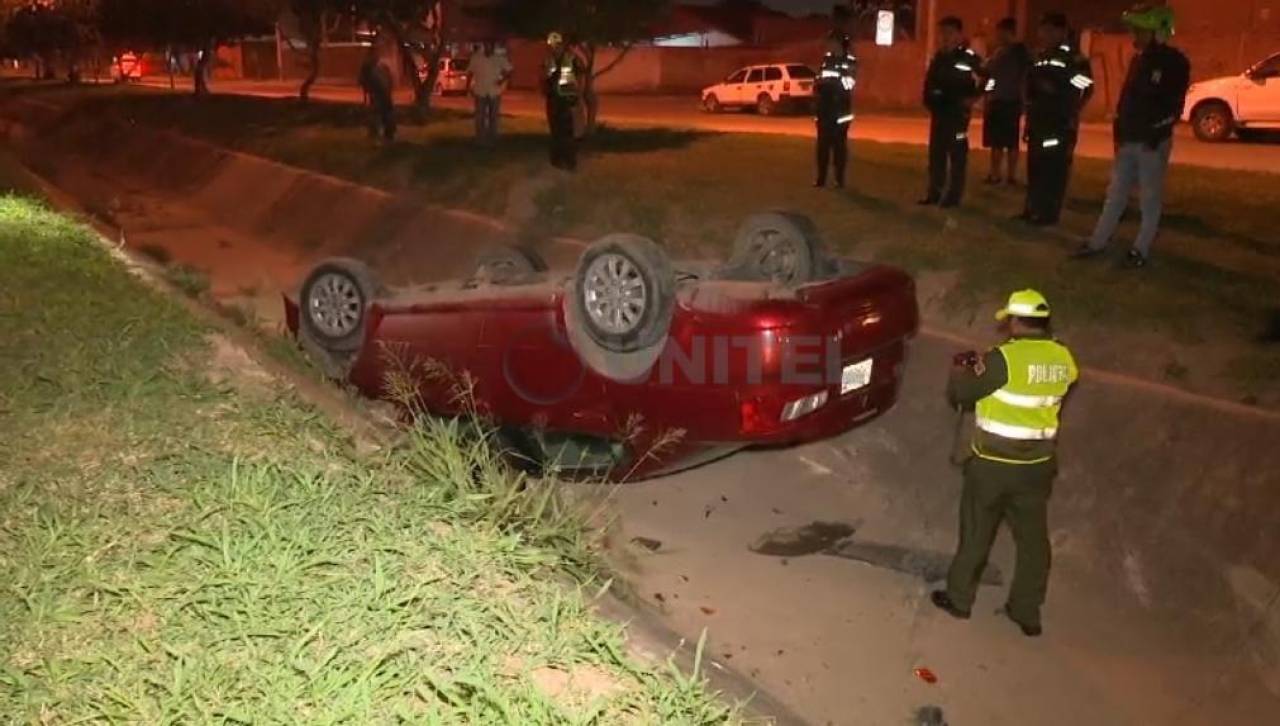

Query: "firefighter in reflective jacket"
(814, 32), (857, 188)
(920, 16), (983, 207)
(543, 32), (583, 171)
(931, 289), (1078, 638)
(1020, 13), (1094, 226)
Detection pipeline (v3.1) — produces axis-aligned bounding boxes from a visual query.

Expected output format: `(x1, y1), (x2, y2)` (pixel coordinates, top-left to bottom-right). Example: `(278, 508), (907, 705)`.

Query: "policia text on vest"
(931, 289), (1079, 637)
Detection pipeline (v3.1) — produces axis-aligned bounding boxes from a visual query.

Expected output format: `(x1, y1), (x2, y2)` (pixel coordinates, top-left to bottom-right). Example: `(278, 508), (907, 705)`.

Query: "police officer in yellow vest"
(931, 289), (1078, 637)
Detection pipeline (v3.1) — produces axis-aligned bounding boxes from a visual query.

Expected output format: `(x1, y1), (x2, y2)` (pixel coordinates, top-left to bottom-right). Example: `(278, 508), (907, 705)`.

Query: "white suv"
(701, 63), (817, 115)
(1183, 52), (1280, 141)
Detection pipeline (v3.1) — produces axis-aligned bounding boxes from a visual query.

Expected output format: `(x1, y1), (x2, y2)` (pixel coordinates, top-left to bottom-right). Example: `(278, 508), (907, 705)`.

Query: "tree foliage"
(349, 0), (444, 114)
(3, 1), (99, 79)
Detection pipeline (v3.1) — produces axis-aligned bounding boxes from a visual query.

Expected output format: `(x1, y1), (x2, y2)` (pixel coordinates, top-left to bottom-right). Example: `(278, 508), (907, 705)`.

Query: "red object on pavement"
(913, 667), (938, 684)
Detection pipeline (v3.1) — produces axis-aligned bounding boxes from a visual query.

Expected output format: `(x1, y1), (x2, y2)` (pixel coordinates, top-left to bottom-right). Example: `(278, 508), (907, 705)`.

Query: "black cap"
(1041, 12), (1068, 29)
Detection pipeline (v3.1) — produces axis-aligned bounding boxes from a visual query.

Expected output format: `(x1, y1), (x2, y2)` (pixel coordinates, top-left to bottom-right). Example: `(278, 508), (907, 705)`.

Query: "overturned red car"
(285, 212), (919, 480)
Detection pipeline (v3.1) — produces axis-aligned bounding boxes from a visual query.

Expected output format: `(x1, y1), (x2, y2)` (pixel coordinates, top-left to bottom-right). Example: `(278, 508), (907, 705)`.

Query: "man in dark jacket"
(920, 16), (983, 208)
(814, 32), (857, 188)
(1072, 4), (1189, 268)
(1019, 12), (1093, 226)
(543, 32), (584, 171)
(980, 18), (1031, 186)
(358, 45), (396, 143)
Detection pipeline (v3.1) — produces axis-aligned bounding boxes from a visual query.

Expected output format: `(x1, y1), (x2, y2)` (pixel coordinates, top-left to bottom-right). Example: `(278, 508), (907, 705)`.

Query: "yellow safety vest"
(974, 338), (1077, 462)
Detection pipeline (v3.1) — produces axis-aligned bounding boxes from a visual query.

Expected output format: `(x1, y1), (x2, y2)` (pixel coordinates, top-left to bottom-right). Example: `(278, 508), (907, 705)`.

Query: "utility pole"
(276, 22), (285, 81)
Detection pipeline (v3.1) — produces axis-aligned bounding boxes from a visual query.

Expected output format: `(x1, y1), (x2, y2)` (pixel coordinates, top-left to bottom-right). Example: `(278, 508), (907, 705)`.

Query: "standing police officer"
(1020, 13), (1094, 226)
(931, 289), (1079, 638)
(543, 32), (583, 171)
(920, 16), (983, 208)
(814, 31), (857, 189)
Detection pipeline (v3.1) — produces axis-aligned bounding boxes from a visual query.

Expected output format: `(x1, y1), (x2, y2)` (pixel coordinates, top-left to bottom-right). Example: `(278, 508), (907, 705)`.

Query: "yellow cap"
(995, 289), (1052, 321)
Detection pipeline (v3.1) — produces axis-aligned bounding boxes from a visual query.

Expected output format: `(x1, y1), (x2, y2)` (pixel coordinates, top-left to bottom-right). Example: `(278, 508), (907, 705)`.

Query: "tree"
(350, 0), (445, 116)
(499, 0), (669, 135)
(4, 1), (98, 80)
(289, 0), (345, 102)
(98, 0), (279, 95)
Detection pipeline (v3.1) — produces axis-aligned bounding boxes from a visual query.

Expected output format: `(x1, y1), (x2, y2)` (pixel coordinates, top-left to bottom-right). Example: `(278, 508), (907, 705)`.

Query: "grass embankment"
(6, 82), (1278, 401)
(0, 194), (737, 722)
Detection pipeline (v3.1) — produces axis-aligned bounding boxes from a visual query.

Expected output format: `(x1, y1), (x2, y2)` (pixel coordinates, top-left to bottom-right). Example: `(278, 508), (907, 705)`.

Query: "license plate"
(841, 359), (873, 395)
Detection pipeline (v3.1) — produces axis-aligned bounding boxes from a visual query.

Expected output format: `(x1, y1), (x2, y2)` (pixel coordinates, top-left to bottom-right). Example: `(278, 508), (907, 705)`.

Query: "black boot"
(1002, 605), (1042, 637)
(930, 590), (971, 619)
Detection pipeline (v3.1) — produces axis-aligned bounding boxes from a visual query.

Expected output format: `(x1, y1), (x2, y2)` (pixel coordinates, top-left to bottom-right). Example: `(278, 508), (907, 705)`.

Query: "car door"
(745, 68), (766, 104)
(1238, 54), (1280, 123)
(722, 68), (748, 105)
(763, 66), (784, 99)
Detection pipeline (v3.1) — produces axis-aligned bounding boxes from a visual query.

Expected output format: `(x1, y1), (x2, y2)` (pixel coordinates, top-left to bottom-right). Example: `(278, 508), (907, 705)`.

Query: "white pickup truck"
(1183, 52), (1280, 141)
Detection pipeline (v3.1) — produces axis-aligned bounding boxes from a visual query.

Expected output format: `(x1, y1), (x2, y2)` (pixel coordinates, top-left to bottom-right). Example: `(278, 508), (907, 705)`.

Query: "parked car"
(421, 56), (471, 96)
(285, 213), (919, 481)
(111, 52), (143, 83)
(1184, 52), (1280, 141)
(701, 63), (818, 115)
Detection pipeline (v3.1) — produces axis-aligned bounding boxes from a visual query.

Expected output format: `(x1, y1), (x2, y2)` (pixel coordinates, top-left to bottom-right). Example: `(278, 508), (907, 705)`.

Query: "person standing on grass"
(543, 32), (584, 171)
(1071, 4), (1189, 269)
(979, 18), (1030, 186)
(932, 289), (1078, 639)
(358, 45), (396, 143)
(813, 31), (857, 189)
(470, 40), (513, 146)
(919, 16), (983, 208)
(1018, 12), (1094, 227)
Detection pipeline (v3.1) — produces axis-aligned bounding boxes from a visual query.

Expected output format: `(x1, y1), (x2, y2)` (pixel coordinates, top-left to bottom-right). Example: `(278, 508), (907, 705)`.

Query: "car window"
(786, 65), (816, 79)
(451, 58), (469, 71)
(747, 69), (765, 83)
(726, 69), (747, 83)
(764, 67), (783, 81)
(1251, 54), (1280, 78)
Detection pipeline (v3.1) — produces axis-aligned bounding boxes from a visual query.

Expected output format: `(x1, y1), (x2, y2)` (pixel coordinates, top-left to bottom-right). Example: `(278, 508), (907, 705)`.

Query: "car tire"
(473, 245), (548, 285)
(298, 257), (384, 354)
(703, 94), (721, 113)
(1191, 101), (1234, 142)
(571, 234), (675, 354)
(727, 211), (826, 285)
(757, 93), (776, 116)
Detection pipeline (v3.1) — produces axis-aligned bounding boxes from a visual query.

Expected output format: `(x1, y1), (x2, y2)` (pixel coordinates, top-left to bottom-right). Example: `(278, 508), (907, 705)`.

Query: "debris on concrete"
(749, 521), (856, 557)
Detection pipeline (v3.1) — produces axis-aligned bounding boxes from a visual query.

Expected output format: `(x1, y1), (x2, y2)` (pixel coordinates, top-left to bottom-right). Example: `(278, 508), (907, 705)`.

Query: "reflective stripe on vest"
(974, 338), (1077, 446)
(975, 417), (1058, 441)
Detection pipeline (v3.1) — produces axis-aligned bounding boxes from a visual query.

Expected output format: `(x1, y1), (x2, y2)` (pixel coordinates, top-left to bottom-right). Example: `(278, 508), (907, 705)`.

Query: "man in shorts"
(980, 18), (1030, 186)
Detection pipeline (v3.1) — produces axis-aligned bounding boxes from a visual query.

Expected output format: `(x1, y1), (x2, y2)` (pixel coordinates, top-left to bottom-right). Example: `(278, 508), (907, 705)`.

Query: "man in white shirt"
(470, 40), (512, 145)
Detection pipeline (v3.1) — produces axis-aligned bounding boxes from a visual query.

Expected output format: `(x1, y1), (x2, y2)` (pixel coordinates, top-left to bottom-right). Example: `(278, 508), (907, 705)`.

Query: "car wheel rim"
(748, 229), (799, 283)
(583, 253), (647, 336)
(1202, 113), (1225, 136)
(308, 272), (363, 338)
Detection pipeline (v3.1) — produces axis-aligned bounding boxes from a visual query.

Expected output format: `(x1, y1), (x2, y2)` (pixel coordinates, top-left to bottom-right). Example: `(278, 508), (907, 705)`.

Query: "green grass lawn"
(0, 193), (739, 723)
(8, 83), (1279, 402)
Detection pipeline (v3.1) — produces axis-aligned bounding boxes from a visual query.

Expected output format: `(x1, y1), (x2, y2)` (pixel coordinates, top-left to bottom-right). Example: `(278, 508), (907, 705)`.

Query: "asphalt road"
(142, 77), (1280, 174)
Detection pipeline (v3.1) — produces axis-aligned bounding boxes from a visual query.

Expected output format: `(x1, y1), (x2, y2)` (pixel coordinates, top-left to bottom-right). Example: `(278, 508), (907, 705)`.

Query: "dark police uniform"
(1023, 44), (1093, 224)
(544, 50), (583, 170)
(814, 48), (857, 187)
(922, 44), (983, 206)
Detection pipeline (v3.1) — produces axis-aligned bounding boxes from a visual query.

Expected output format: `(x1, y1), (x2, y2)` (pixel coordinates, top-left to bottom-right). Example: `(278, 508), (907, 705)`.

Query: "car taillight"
(781, 390), (829, 422)
(740, 397), (769, 434)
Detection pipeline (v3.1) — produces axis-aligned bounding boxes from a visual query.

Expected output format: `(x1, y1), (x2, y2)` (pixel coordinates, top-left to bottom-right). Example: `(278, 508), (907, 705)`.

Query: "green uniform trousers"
(945, 455), (1056, 626)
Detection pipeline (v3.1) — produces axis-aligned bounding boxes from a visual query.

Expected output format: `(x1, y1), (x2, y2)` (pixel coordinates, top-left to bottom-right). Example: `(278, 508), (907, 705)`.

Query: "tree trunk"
(581, 45), (599, 136)
(299, 13), (324, 103)
(194, 40), (215, 96)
